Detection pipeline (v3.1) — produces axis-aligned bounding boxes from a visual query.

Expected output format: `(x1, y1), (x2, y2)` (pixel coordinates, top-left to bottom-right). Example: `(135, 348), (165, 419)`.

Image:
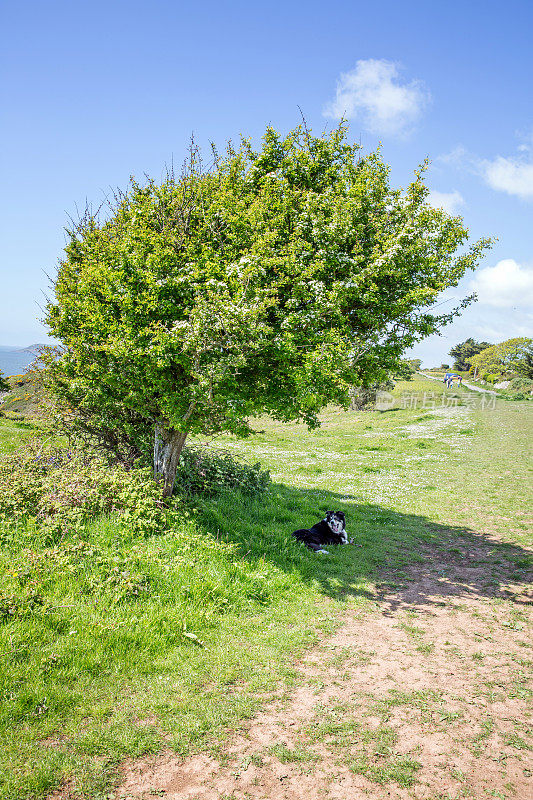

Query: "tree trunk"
(154, 425), (189, 498)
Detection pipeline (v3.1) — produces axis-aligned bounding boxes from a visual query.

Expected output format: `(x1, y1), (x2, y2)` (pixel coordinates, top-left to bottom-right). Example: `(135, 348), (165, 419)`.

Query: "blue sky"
(1, 0), (532, 365)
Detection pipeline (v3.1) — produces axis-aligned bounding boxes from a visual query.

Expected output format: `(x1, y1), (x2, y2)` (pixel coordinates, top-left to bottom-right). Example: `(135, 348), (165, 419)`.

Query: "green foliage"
(468, 337), (532, 378)
(0, 443), (268, 544)
(175, 444), (270, 496)
(406, 358), (422, 371)
(0, 371), (9, 393)
(501, 376), (533, 400)
(44, 122), (492, 471)
(0, 438), (270, 542)
(0, 439), (178, 540)
(349, 379), (394, 409)
(0, 588), (44, 621)
(508, 375), (533, 393)
(449, 338), (492, 371)
(394, 361), (417, 380)
(512, 343), (533, 379)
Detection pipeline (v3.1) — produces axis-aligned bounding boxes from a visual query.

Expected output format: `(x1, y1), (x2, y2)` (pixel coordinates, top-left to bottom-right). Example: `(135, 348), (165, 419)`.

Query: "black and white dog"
(292, 511), (349, 554)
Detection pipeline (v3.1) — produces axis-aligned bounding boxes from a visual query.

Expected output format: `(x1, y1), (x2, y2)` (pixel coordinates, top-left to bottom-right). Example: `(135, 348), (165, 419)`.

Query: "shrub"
(349, 380), (394, 410)
(175, 444), (270, 496)
(0, 439), (270, 541)
(500, 376), (533, 401)
(507, 376), (533, 394)
(0, 439), (178, 540)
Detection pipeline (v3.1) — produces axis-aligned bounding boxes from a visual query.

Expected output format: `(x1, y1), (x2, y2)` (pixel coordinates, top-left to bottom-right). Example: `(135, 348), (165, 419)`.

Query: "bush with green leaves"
(508, 376), (533, 393)
(0, 439), (175, 541)
(481, 372), (499, 384)
(500, 376), (533, 401)
(349, 380), (395, 410)
(175, 444), (270, 496)
(512, 344), (533, 379)
(468, 337), (532, 378)
(0, 438), (271, 541)
(0, 370), (9, 393)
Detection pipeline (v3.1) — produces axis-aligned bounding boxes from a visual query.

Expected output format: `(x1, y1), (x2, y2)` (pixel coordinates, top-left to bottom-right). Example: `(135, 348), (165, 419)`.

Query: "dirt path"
(112, 533), (532, 800)
(419, 373), (498, 396)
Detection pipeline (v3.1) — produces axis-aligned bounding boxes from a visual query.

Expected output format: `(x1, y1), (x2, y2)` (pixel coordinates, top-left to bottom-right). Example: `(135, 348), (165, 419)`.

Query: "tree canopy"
(512, 343), (533, 380)
(45, 123), (492, 495)
(449, 337), (493, 371)
(468, 337), (533, 379)
(405, 358), (422, 372)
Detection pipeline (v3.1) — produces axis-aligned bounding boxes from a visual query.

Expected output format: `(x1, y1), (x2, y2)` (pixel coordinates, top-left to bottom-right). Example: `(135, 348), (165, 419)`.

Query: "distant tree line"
(449, 338), (492, 371)
(446, 336), (533, 389)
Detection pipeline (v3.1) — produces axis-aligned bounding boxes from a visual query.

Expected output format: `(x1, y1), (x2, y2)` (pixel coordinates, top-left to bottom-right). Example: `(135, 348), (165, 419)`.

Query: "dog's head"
(325, 510), (346, 535)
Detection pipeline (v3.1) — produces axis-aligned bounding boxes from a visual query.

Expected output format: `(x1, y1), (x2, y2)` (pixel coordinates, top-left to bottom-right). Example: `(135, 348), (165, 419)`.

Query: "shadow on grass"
(190, 482), (533, 612)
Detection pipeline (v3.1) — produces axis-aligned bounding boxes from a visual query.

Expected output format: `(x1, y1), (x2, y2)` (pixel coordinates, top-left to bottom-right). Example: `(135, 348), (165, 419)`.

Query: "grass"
(0, 415), (37, 452)
(268, 743), (318, 763)
(306, 703), (422, 787)
(0, 376), (532, 798)
(348, 751), (422, 787)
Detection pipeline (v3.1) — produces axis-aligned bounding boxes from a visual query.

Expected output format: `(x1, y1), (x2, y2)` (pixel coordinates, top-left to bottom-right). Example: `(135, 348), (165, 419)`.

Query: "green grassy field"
(0, 376), (531, 799)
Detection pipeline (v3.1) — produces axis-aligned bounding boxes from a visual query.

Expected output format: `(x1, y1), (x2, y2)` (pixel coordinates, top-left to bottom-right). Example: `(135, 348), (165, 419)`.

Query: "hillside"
(0, 371), (42, 418)
(0, 344), (45, 377)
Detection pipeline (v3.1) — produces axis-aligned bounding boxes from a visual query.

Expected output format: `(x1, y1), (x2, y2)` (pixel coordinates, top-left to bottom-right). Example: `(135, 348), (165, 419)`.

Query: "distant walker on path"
(444, 372), (462, 388)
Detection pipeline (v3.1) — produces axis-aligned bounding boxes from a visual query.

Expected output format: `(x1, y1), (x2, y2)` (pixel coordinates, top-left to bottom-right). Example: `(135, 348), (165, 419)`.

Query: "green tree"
(449, 338), (492, 371)
(0, 371), (9, 393)
(349, 358), (418, 410)
(512, 343), (533, 379)
(45, 123), (492, 496)
(394, 360), (418, 380)
(468, 337), (533, 378)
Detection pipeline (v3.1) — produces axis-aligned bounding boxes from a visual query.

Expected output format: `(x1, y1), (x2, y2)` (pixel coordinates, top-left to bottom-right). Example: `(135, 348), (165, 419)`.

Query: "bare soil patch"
(106, 532), (532, 800)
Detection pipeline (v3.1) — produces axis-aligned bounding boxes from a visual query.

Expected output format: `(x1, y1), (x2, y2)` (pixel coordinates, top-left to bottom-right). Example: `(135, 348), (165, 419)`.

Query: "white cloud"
(467, 319), (533, 342)
(427, 190), (464, 214)
(470, 259), (533, 307)
(481, 156), (533, 199)
(436, 141), (533, 200)
(436, 145), (468, 167)
(516, 127), (533, 153)
(323, 59), (430, 136)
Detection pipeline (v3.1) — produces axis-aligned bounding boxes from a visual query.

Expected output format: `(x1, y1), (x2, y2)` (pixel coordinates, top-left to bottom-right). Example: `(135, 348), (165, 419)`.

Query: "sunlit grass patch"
(0, 416), (39, 453)
(307, 704), (422, 787)
(268, 743), (318, 763)
(348, 750), (422, 787)
(415, 642), (435, 654)
(503, 732), (531, 750)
